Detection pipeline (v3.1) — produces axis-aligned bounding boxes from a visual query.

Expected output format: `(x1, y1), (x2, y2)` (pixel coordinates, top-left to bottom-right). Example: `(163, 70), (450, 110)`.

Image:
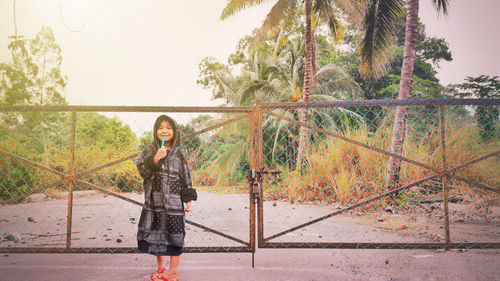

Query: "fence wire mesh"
(0, 108), (253, 253)
(257, 99), (499, 248)
(0, 99), (498, 253)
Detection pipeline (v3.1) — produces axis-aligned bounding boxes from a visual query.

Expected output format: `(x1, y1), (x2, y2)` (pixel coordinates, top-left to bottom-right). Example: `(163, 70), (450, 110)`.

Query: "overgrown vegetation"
(264, 111), (498, 208)
(1, 9), (498, 208)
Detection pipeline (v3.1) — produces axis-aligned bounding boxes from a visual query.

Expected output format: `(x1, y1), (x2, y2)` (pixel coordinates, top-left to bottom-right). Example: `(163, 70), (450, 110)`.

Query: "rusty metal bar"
(260, 242), (500, 249)
(0, 99), (498, 113)
(79, 178), (250, 245)
(72, 115), (250, 178)
(81, 154), (139, 176)
(1, 113), (251, 199)
(77, 178), (250, 245)
(0, 150), (69, 178)
(2, 243), (499, 252)
(185, 220), (250, 246)
(451, 175), (498, 192)
(256, 98), (500, 108)
(0, 105), (252, 113)
(446, 150), (500, 174)
(0, 247), (253, 253)
(75, 180), (144, 206)
(254, 106), (265, 248)
(439, 105), (451, 244)
(16, 153), (140, 199)
(265, 110), (441, 174)
(8, 145), (495, 205)
(66, 112), (76, 247)
(262, 148), (499, 243)
(188, 113), (251, 137)
(249, 180), (256, 250)
(260, 150), (498, 243)
(264, 174), (440, 242)
(249, 109), (257, 254)
(438, 150), (500, 193)
(0, 149), (250, 246)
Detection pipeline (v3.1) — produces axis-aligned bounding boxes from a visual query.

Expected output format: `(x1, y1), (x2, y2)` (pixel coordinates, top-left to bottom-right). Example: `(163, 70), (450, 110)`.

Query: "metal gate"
(0, 105), (256, 254)
(1, 99), (499, 256)
(248, 99), (499, 250)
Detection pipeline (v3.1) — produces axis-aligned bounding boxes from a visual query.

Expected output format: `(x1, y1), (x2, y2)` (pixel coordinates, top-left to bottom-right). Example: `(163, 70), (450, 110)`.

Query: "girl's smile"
(156, 120), (174, 145)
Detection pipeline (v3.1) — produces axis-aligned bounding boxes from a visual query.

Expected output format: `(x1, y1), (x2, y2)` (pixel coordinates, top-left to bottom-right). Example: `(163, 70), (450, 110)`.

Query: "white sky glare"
(0, 0), (499, 109)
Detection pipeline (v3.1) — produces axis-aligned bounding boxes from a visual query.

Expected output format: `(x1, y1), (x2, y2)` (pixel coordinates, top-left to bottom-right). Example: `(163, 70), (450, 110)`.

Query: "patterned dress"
(135, 115), (193, 256)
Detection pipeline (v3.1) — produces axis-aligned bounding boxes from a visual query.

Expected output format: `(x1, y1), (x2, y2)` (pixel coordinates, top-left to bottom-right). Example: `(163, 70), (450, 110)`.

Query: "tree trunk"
(311, 29), (317, 82)
(296, 0), (314, 170)
(385, 0), (419, 188)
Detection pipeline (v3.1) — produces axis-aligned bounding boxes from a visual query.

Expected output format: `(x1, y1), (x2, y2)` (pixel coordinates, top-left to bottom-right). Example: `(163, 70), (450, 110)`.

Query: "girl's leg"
(167, 256), (180, 279)
(156, 256), (166, 271)
(151, 256), (167, 280)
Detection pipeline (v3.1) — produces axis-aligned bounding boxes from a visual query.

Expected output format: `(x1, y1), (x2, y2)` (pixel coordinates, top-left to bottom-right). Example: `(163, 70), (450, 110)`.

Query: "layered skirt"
(137, 179), (185, 256)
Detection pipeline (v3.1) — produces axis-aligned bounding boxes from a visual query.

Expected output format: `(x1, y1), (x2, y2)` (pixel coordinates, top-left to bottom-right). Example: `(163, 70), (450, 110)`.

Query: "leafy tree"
(0, 27), (143, 199)
(2, 26), (67, 106)
(333, 21), (451, 135)
(449, 75), (500, 141)
(221, 0), (362, 168)
(198, 30), (361, 171)
(1, 26), (67, 168)
(360, 0), (450, 188)
(0, 26), (69, 201)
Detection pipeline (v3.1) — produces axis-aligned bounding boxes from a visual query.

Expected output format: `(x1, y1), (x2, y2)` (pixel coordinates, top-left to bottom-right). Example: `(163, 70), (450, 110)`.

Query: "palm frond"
(315, 2), (341, 39)
(220, 0), (270, 20)
(263, 109), (297, 162)
(360, 0), (405, 79)
(431, 0), (449, 16)
(316, 63), (346, 78)
(250, 0), (297, 53)
(333, 0), (364, 25)
(311, 80), (360, 99)
(240, 82), (264, 105)
(308, 101), (367, 131)
(312, 64), (361, 98)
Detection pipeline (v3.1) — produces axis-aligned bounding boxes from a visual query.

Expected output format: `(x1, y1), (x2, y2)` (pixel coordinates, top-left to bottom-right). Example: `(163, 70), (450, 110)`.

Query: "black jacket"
(135, 115), (193, 215)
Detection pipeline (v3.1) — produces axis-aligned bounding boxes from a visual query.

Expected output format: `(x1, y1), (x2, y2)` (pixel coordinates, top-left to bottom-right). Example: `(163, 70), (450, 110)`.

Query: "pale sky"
(0, 0), (499, 109)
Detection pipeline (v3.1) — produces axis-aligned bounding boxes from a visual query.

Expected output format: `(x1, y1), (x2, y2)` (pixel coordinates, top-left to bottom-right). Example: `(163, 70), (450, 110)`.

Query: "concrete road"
(1, 248), (499, 281)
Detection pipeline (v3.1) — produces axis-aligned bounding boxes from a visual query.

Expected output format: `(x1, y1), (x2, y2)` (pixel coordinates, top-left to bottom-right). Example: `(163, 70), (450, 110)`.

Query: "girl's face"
(156, 120), (174, 145)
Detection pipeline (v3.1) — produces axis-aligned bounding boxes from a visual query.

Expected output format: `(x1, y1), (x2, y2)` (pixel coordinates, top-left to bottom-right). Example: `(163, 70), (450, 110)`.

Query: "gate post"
(66, 111), (76, 248)
(439, 105), (451, 244)
(249, 107), (257, 263)
(249, 106), (264, 266)
(254, 106), (264, 248)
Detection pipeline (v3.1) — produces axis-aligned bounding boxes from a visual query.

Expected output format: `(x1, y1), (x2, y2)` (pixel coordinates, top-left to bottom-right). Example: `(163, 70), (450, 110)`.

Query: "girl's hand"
(154, 147), (168, 163)
(185, 201), (192, 212)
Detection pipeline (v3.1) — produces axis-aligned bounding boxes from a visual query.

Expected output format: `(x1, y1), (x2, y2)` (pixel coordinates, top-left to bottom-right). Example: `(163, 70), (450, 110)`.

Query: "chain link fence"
(0, 99), (499, 253)
(255, 99), (499, 248)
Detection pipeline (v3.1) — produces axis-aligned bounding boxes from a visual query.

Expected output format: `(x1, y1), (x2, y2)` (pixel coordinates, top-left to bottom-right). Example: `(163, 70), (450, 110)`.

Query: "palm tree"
(359, 0), (449, 188)
(221, 0), (362, 169)
(198, 34), (361, 172)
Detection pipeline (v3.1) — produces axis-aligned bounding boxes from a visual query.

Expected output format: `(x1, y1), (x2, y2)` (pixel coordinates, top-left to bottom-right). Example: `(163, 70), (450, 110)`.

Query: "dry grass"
(270, 116), (499, 207)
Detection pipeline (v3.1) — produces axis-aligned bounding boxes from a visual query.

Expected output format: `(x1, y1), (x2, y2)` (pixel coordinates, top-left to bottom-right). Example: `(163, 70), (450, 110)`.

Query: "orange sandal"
(150, 267), (168, 281)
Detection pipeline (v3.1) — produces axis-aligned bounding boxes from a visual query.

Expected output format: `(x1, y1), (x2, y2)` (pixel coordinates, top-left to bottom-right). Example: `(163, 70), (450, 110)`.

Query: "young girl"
(135, 115), (196, 281)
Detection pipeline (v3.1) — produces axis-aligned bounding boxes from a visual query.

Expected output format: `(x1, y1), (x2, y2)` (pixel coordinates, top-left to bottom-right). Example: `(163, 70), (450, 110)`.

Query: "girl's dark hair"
(153, 115), (177, 147)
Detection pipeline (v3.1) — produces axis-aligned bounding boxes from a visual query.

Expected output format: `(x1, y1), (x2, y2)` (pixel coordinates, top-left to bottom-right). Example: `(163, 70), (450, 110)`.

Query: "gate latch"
(249, 168), (261, 198)
(252, 181), (261, 198)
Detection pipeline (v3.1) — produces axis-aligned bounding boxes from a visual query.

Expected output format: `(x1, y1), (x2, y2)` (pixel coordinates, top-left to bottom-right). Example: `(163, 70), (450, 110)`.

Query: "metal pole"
(66, 111), (76, 248)
(255, 106), (264, 248)
(249, 108), (257, 268)
(439, 105), (451, 244)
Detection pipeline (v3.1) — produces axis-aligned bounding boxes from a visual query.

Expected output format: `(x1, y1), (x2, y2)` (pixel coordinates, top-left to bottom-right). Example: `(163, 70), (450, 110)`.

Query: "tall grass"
(264, 113), (499, 207)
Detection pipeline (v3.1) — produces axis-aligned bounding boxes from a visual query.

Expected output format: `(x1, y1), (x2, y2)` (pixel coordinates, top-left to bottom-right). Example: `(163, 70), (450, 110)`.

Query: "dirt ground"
(1, 249), (499, 281)
(1, 190), (499, 280)
(1, 190), (499, 249)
